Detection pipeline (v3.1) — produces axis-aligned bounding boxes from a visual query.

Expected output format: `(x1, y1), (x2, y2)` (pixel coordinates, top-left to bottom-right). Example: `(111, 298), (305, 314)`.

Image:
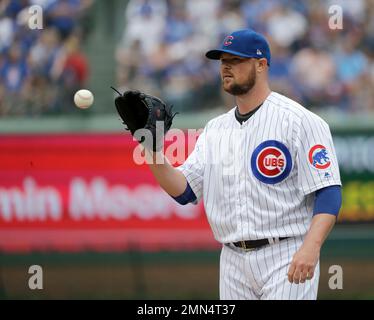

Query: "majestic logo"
(309, 144), (331, 170)
(251, 140), (292, 184)
(223, 36), (234, 46)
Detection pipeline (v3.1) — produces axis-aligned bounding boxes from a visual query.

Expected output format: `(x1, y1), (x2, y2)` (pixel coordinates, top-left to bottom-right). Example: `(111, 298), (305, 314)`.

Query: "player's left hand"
(287, 243), (320, 284)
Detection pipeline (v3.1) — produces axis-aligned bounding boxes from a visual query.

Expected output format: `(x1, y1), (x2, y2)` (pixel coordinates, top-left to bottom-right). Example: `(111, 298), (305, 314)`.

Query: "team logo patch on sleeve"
(308, 144), (331, 170)
(251, 140), (292, 184)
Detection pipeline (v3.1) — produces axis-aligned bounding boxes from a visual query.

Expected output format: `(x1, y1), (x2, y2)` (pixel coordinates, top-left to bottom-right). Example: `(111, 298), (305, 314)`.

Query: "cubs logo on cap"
(251, 140), (292, 184)
(308, 144), (331, 170)
(224, 36), (234, 46)
(205, 29), (271, 66)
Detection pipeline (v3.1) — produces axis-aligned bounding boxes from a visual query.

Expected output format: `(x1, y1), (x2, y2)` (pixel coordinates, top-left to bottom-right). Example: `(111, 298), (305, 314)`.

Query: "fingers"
(288, 264), (315, 284)
(293, 268), (301, 284)
(306, 269), (314, 280)
(299, 268), (315, 283)
(287, 263), (296, 283)
(288, 265), (302, 284)
(299, 269), (309, 284)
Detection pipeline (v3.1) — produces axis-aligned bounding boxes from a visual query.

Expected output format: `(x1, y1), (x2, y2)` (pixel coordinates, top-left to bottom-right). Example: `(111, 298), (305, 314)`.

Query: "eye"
(221, 58), (244, 64)
(232, 58), (245, 64)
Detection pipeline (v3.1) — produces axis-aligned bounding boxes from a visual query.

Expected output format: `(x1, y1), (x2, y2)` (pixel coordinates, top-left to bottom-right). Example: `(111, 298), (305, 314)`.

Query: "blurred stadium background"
(0, 0), (373, 300)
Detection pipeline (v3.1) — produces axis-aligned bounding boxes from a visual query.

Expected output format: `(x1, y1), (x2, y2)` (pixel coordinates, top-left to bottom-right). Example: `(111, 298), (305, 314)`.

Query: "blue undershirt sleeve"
(313, 185), (342, 217)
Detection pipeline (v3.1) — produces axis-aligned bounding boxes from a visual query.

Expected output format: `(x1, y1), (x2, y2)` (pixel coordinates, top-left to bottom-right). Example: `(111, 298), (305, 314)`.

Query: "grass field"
(1, 224), (373, 300)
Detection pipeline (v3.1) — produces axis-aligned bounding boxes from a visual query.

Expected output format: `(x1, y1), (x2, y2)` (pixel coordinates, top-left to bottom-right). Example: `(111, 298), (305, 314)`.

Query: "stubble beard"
(223, 68), (256, 96)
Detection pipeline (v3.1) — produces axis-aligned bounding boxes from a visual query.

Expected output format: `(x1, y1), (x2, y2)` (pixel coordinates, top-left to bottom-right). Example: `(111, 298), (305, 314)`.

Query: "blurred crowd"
(1, 0), (373, 117)
(0, 0), (93, 116)
(116, 0), (374, 113)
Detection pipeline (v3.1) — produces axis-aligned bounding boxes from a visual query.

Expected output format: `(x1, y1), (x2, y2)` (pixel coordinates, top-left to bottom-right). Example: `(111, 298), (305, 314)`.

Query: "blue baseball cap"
(206, 29), (271, 66)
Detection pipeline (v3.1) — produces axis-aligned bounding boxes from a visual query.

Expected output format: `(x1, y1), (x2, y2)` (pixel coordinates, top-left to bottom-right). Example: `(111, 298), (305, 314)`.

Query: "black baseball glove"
(112, 88), (177, 151)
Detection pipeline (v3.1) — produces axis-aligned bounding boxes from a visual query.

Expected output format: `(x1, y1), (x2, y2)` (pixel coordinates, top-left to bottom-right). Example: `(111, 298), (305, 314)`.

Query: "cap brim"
(205, 49), (255, 60)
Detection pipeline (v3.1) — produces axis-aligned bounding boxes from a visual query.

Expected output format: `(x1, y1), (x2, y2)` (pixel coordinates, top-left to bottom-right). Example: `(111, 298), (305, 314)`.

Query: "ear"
(256, 58), (268, 73)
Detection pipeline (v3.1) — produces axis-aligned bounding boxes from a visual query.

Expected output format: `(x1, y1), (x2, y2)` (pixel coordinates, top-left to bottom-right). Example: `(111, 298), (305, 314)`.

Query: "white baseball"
(74, 89), (94, 109)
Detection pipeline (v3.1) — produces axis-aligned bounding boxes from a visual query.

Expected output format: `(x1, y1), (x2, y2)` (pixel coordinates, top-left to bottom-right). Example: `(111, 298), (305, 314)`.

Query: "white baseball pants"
(219, 236), (320, 300)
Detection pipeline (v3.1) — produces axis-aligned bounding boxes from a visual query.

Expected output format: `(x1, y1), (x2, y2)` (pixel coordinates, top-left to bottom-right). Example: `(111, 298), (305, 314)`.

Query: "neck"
(235, 83), (271, 114)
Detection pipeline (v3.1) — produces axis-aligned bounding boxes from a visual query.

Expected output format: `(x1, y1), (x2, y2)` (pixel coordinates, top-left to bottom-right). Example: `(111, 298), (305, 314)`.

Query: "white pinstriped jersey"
(177, 92), (341, 244)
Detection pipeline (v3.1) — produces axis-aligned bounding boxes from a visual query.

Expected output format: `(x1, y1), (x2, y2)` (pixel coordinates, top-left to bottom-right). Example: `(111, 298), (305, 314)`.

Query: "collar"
(235, 103), (263, 125)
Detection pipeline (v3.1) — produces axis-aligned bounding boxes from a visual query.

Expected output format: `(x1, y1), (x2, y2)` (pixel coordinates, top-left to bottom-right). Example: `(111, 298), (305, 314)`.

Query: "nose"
(221, 62), (232, 72)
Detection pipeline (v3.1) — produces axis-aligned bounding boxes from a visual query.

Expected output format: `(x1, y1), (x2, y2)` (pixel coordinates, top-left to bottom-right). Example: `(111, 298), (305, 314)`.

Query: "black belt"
(232, 237), (289, 250)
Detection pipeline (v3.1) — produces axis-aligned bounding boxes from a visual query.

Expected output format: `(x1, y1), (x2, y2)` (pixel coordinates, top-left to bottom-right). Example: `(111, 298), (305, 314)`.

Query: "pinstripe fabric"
(177, 92), (341, 242)
(220, 244), (259, 300)
(177, 91), (339, 299)
(220, 237), (319, 300)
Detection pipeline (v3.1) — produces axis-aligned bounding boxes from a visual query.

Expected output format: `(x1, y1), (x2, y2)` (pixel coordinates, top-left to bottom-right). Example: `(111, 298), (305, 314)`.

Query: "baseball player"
(115, 29), (342, 300)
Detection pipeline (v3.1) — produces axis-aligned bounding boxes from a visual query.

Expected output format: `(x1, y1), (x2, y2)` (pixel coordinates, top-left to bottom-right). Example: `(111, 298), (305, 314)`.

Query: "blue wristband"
(172, 182), (197, 205)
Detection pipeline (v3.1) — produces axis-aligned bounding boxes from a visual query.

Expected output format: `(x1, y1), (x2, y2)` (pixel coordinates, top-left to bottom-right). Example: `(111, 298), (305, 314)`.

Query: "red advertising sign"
(0, 133), (218, 253)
